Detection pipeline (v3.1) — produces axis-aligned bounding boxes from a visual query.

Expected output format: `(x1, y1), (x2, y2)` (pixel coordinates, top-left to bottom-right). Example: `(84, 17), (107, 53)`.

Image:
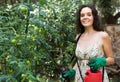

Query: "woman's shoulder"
(75, 33), (81, 40)
(96, 31), (111, 46)
(97, 31), (111, 40)
(98, 31), (110, 37)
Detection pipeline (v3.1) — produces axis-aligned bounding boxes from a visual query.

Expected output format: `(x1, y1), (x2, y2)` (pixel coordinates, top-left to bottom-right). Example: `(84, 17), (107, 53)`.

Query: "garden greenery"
(0, 0), (83, 81)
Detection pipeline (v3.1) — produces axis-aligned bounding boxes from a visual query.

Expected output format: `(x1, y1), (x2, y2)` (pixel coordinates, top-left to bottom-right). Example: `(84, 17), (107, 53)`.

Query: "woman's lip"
(82, 21), (89, 24)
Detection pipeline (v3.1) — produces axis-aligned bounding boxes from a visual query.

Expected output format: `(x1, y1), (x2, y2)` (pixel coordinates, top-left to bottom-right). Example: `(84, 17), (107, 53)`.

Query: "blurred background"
(0, 0), (120, 82)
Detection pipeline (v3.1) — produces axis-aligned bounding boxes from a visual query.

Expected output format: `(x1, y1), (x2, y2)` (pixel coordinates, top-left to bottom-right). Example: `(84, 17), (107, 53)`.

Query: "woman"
(63, 4), (114, 82)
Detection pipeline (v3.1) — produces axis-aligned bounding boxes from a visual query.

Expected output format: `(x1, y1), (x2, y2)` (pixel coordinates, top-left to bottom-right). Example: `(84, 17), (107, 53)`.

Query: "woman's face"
(80, 7), (94, 28)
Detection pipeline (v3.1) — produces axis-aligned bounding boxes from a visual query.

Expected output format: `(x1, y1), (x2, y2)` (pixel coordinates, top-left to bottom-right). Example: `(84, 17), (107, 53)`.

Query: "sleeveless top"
(74, 41), (109, 82)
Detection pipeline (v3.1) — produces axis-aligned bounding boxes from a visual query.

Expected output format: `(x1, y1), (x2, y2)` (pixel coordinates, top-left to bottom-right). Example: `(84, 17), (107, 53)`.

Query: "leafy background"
(0, 0), (120, 82)
(0, 0), (80, 81)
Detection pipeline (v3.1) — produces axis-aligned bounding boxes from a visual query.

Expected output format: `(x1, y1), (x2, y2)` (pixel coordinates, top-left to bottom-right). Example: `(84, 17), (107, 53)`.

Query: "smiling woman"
(63, 4), (114, 82)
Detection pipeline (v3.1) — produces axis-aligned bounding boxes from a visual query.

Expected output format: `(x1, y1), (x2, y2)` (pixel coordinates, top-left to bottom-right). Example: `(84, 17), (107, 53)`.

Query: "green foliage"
(98, 0), (115, 16)
(0, 0), (80, 81)
(0, 0), (119, 81)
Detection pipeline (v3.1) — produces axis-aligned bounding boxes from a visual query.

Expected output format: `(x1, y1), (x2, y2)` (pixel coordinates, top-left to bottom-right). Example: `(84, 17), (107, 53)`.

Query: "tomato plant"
(0, 0), (82, 81)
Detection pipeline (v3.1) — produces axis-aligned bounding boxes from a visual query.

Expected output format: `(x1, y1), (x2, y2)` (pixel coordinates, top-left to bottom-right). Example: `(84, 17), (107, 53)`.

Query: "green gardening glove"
(63, 69), (76, 78)
(88, 57), (106, 70)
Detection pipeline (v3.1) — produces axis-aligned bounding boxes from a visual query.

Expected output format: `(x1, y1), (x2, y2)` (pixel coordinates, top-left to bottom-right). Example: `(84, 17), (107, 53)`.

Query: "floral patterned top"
(74, 42), (109, 82)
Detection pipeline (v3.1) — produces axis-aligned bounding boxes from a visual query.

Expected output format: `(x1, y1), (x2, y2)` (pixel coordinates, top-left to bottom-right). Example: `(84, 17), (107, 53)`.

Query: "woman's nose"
(84, 15), (88, 18)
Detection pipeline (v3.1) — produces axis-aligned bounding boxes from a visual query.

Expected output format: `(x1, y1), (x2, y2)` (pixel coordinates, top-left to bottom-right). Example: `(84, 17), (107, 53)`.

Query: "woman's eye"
(80, 14), (84, 17)
(87, 12), (92, 16)
(80, 13), (92, 17)
(87, 13), (92, 16)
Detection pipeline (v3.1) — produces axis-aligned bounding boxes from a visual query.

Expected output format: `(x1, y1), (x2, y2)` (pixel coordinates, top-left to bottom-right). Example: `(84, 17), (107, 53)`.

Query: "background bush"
(0, 0), (81, 81)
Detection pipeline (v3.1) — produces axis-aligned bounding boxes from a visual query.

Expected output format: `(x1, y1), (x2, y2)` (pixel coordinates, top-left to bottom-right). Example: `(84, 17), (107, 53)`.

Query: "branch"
(106, 67), (120, 74)
(114, 12), (120, 19)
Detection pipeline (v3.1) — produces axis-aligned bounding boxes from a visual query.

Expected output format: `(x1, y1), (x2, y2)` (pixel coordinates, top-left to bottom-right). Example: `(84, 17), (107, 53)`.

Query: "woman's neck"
(84, 27), (96, 35)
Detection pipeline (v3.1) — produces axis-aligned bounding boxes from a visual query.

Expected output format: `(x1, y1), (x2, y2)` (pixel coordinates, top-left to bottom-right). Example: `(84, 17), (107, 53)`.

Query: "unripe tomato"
(26, 60), (30, 64)
(21, 74), (26, 77)
(11, 39), (17, 44)
(18, 5), (28, 14)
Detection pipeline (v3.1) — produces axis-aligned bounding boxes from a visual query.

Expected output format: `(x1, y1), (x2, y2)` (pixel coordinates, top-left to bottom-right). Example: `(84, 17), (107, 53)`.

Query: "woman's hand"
(63, 69), (76, 79)
(88, 57), (106, 70)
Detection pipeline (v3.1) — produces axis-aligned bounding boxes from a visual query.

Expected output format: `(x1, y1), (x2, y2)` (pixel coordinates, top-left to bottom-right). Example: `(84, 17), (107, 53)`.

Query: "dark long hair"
(76, 4), (103, 34)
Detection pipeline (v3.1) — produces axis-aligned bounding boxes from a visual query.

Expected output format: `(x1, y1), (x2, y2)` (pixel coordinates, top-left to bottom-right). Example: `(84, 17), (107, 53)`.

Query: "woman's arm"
(72, 34), (81, 70)
(102, 32), (114, 65)
(73, 63), (77, 70)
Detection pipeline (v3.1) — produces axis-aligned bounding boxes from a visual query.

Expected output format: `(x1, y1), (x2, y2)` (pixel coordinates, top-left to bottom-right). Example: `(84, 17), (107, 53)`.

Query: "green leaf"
(39, 0), (46, 5)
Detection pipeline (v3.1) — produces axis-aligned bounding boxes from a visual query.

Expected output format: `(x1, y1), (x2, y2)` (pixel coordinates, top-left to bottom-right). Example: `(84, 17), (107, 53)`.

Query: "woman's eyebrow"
(80, 12), (92, 14)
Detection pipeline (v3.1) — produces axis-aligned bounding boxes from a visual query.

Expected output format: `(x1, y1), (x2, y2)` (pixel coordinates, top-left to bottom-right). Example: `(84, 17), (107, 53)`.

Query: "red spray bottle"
(84, 67), (102, 82)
